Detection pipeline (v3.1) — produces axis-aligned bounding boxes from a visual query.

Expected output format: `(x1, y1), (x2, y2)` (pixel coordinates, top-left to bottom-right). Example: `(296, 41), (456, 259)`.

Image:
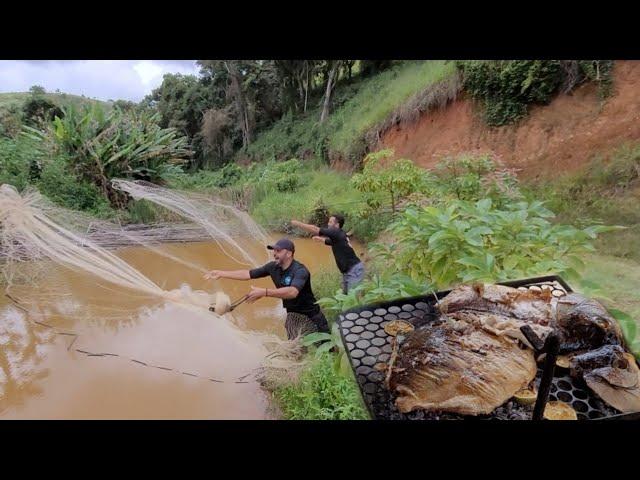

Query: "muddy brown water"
(0, 237), (363, 419)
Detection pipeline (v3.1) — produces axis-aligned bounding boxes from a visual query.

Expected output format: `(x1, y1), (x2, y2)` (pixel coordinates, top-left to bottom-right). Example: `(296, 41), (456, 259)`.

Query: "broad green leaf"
(314, 341), (335, 357)
(302, 332), (333, 346)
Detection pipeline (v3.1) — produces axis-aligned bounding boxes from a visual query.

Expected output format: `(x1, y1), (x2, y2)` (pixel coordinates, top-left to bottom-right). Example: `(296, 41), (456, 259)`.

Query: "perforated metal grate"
(337, 276), (627, 420)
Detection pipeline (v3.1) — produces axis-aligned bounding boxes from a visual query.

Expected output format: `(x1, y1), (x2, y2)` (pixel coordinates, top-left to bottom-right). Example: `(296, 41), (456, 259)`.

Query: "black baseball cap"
(267, 238), (295, 253)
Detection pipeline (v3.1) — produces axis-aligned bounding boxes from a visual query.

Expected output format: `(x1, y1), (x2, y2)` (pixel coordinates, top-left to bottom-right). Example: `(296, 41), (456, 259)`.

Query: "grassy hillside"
(0, 92), (109, 112)
(243, 60), (459, 165)
(523, 142), (640, 263)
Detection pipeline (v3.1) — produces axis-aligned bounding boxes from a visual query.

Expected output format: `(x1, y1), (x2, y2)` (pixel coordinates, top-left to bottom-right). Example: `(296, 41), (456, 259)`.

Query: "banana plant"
(32, 103), (192, 207)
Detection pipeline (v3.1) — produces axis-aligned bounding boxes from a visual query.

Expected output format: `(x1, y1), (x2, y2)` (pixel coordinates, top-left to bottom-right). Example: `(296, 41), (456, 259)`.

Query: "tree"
(200, 107), (233, 167)
(144, 73), (217, 168)
(29, 85), (46, 96)
(31, 103), (193, 208)
(351, 149), (429, 214)
(319, 60), (341, 123)
(112, 99), (137, 111)
(343, 60), (356, 81)
(197, 60), (284, 155)
(224, 60), (254, 148)
(359, 60), (394, 77)
(22, 98), (63, 127)
(274, 60), (323, 114)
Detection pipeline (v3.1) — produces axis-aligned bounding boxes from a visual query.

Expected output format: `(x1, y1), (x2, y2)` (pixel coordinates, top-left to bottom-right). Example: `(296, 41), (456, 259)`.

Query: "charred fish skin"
(570, 345), (640, 413)
(389, 322), (537, 416)
(555, 294), (623, 354)
(569, 345), (627, 378)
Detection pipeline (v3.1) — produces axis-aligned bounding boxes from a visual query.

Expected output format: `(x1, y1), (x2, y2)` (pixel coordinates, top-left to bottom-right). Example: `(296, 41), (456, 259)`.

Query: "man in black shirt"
(203, 238), (329, 340)
(291, 214), (365, 294)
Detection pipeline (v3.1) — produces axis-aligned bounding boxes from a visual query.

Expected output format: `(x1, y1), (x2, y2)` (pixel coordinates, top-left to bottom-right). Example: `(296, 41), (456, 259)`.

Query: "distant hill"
(0, 91), (112, 112)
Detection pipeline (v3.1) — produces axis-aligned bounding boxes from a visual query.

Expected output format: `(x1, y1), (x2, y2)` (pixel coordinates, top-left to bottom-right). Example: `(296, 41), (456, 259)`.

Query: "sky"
(0, 60), (201, 102)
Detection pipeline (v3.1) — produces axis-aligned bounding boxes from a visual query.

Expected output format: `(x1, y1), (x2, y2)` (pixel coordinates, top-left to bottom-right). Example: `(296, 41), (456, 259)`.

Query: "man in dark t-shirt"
(291, 214), (365, 294)
(203, 238), (329, 340)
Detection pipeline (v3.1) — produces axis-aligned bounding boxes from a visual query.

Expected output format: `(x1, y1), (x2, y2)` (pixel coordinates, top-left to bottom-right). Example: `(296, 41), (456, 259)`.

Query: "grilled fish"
(437, 283), (552, 326)
(388, 319), (537, 415)
(555, 293), (623, 353)
(570, 345), (640, 413)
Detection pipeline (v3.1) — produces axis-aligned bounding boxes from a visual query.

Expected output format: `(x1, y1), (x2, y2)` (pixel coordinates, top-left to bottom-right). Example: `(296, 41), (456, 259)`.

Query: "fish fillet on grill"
(388, 319), (537, 415)
(445, 309), (554, 350)
(437, 283), (553, 325)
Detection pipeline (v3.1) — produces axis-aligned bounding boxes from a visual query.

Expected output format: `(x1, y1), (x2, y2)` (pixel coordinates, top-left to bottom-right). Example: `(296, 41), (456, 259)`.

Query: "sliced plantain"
(556, 355), (571, 369)
(514, 386), (538, 405)
(543, 401), (578, 420)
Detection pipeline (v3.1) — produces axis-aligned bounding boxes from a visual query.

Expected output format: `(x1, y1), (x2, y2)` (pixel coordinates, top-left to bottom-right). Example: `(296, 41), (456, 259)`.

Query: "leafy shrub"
(312, 265), (342, 303)
(317, 272), (432, 317)
(430, 153), (522, 207)
(380, 198), (621, 289)
(37, 154), (113, 216)
(270, 351), (369, 420)
(0, 106), (23, 138)
(0, 134), (38, 190)
(458, 60), (615, 126)
(351, 149), (429, 214)
(459, 60), (563, 126)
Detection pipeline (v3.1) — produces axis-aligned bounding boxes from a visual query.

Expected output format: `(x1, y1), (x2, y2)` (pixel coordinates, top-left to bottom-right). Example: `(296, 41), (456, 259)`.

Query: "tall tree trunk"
(304, 61), (310, 113)
(297, 65), (305, 109)
(224, 61), (252, 148)
(320, 61), (341, 124)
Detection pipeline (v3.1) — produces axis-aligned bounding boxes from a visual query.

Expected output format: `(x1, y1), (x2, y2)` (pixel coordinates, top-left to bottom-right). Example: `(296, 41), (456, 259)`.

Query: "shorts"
(285, 310), (330, 340)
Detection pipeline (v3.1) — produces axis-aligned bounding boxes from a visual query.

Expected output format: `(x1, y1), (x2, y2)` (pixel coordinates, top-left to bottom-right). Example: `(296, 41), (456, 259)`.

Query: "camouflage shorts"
(285, 311), (329, 340)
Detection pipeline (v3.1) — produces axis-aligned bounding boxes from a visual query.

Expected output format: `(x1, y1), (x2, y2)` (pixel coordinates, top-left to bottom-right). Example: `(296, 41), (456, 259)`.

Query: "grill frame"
(337, 275), (639, 420)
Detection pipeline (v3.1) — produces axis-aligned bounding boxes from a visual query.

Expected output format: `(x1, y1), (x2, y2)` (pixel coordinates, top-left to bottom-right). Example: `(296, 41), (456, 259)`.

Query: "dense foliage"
(458, 60), (615, 126)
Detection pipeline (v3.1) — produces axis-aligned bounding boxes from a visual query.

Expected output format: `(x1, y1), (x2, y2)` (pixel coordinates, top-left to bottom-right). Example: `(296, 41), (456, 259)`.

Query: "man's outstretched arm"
(291, 219), (320, 235)
(203, 269), (251, 281)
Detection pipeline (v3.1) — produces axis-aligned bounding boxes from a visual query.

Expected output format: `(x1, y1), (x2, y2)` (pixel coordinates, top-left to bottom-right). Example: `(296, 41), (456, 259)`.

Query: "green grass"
(312, 266), (343, 306)
(580, 253), (640, 324)
(270, 351), (370, 420)
(0, 92), (109, 112)
(327, 60), (456, 155)
(522, 141), (640, 262)
(165, 160), (389, 241)
(249, 168), (388, 241)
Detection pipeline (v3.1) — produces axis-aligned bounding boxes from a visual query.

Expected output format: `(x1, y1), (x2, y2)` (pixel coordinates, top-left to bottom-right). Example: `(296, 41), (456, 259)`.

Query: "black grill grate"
(337, 275), (629, 420)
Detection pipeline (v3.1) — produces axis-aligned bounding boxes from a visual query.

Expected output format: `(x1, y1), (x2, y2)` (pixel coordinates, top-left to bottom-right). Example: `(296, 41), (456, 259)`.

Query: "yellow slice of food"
(543, 401), (577, 420)
(556, 355), (571, 369)
(514, 387), (538, 405)
(384, 320), (415, 337)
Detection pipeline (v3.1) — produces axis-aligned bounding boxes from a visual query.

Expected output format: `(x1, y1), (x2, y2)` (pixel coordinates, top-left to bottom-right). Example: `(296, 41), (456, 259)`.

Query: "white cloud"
(0, 60), (201, 102)
(133, 61), (165, 86)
